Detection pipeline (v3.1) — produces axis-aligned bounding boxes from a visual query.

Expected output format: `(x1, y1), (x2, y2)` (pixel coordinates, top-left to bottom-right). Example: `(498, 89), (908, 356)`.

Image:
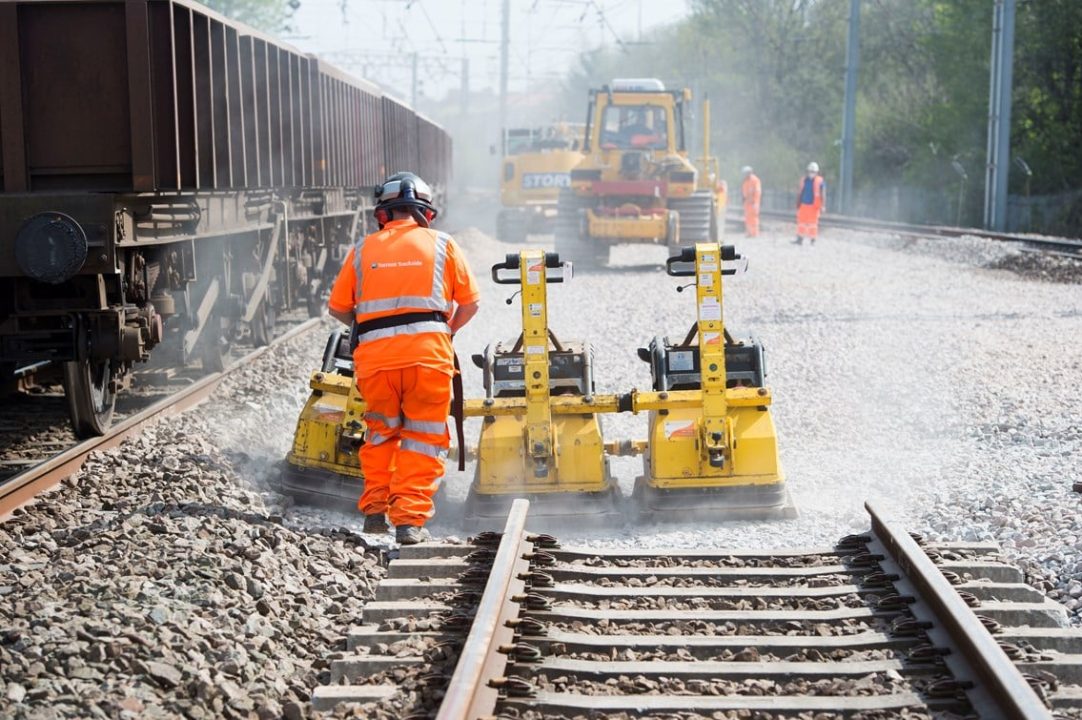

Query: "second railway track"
(0, 316), (321, 518)
(728, 208), (1082, 258)
(313, 499), (1082, 719)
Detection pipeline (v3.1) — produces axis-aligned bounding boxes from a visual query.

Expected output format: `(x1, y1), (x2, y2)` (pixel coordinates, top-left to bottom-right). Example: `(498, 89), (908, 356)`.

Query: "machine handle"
(665, 246), (696, 277)
(491, 252), (572, 285)
(491, 253), (520, 284)
(665, 244), (742, 277)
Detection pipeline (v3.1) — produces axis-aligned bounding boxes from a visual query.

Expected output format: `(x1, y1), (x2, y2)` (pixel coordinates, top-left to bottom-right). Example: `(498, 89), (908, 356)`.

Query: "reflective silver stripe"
(357, 320), (451, 344)
(355, 295), (448, 314)
(430, 232), (450, 303)
(353, 230), (452, 316)
(352, 237), (366, 309)
(400, 437), (446, 458)
(367, 431), (391, 446)
(364, 411), (401, 429)
(404, 418), (446, 435)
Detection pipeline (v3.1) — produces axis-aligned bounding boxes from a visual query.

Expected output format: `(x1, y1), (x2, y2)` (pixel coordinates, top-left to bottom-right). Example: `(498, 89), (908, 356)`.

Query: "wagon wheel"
(62, 359), (116, 438)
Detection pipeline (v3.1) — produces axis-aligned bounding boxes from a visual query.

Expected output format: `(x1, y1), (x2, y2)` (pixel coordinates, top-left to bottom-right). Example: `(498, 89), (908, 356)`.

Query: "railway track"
(314, 499), (1082, 719)
(0, 316), (321, 518)
(0, 372), (204, 482)
(727, 208), (1082, 257)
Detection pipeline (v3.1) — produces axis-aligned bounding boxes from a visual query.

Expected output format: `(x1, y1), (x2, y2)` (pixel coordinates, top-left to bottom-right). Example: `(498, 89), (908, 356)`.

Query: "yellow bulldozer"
(556, 78), (724, 268)
(495, 124), (585, 243)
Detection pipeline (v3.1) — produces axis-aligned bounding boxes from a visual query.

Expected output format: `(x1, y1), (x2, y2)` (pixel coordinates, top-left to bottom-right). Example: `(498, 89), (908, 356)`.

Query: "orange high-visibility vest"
(329, 218), (477, 378)
(742, 174), (761, 206)
(351, 225), (453, 337)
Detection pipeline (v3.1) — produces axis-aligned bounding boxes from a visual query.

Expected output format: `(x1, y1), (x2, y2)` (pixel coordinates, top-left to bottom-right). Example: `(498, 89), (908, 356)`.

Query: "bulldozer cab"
(502, 124), (582, 155)
(584, 79), (687, 158)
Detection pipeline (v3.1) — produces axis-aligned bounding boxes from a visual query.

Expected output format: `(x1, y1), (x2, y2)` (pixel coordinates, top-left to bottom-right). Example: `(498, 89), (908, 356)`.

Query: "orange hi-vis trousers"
(743, 204), (760, 237)
(796, 203), (821, 239)
(358, 366), (451, 527)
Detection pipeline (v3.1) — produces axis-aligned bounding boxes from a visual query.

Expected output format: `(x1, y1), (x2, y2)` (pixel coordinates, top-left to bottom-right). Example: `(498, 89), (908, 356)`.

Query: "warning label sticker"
(529, 303), (543, 317)
(526, 260), (543, 285)
(664, 420), (697, 439)
(313, 401), (345, 424)
(526, 345), (546, 355)
(702, 331), (722, 346)
(699, 272), (714, 286)
(699, 297), (722, 321)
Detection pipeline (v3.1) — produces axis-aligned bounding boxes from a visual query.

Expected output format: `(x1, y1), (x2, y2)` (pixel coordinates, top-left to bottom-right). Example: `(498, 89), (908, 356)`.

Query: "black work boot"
(396, 525), (431, 545)
(793, 235), (803, 245)
(363, 514), (389, 534)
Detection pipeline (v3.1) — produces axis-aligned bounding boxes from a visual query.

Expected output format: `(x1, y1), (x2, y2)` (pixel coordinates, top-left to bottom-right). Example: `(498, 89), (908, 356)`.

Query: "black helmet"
(374, 172), (438, 228)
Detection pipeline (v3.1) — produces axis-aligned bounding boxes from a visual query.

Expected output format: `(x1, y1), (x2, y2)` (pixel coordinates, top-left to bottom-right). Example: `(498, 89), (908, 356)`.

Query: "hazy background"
(207, 0), (1082, 236)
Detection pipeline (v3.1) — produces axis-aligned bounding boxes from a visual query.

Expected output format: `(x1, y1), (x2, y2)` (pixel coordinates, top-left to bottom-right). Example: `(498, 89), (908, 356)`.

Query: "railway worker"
(794, 161), (826, 245)
(741, 166), (762, 238)
(327, 172), (480, 545)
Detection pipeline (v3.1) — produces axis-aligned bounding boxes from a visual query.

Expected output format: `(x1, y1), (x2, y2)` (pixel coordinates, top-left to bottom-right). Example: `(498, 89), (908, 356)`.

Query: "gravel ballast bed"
(1, 328), (385, 719)
(4, 220), (1079, 717)
(546, 618), (881, 638)
(530, 671), (919, 697)
(552, 594), (868, 612)
(407, 227), (1082, 625)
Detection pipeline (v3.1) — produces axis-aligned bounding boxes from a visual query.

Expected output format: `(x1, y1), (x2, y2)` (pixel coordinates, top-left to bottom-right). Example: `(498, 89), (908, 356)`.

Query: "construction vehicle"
(495, 125), (585, 243)
(280, 243), (790, 522)
(555, 78), (724, 267)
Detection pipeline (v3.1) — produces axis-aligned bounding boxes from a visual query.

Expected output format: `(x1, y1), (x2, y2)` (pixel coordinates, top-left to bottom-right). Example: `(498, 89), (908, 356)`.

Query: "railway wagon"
(0, 0), (452, 436)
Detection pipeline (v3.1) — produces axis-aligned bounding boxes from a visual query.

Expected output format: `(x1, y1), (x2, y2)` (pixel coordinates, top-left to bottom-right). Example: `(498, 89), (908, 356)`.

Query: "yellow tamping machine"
(281, 244), (792, 521)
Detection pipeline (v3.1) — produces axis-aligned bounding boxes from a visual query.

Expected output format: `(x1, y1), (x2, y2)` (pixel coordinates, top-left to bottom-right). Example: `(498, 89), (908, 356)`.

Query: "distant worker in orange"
(741, 166), (761, 237)
(328, 172), (480, 545)
(794, 161), (826, 245)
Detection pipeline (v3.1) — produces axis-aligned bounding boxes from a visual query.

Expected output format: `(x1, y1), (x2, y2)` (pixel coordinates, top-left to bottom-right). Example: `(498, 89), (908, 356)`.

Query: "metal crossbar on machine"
(281, 242), (793, 521)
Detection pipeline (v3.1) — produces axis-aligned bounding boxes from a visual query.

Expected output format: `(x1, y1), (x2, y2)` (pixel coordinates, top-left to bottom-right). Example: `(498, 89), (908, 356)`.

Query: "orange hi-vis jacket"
(742, 174), (762, 208)
(328, 218), (480, 378)
(796, 175), (826, 239)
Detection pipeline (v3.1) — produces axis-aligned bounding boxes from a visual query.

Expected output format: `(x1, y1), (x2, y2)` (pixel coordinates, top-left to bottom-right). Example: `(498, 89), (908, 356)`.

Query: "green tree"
(561, 0), (1082, 229)
(1013, 0), (1082, 193)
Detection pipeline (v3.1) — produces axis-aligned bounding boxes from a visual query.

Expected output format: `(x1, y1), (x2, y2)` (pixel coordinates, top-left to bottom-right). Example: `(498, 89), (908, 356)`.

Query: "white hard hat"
(806, 161), (820, 173)
(741, 166), (753, 174)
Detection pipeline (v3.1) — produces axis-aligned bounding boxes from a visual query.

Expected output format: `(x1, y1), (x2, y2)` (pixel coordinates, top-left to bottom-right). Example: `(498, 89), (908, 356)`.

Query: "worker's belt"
(354, 310), (447, 336)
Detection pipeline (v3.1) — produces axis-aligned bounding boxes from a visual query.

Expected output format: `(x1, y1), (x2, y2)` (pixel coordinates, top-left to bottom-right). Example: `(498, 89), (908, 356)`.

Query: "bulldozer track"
(313, 499), (1082, 719)
(0, 317), (322, 519)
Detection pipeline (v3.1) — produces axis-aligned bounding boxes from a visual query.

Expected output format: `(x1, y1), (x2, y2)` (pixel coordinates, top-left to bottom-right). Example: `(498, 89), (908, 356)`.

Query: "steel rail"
(437, 498), (531, 720)
(865, 500), (1052, 719)
(0, 317), (322, 519)
(728, 208), (1082, 256)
